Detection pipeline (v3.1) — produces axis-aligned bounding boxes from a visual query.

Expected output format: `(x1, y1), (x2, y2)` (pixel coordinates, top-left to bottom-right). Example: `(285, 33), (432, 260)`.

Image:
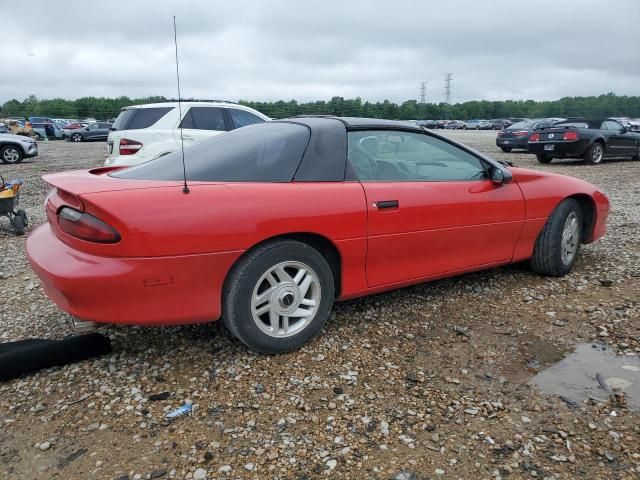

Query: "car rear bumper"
(496, 136), (528, 149)
(527, 140), (587, 157)
(26, 224), (242, 326)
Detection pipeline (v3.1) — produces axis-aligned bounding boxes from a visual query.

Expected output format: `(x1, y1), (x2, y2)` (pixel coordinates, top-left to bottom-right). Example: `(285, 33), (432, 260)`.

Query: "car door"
(348, 129), (526, 287)
(602, 120), (636, 156)
(94, 123), (110, 140)
(84, 123), (100, 140)
(178, 107), (229, 147)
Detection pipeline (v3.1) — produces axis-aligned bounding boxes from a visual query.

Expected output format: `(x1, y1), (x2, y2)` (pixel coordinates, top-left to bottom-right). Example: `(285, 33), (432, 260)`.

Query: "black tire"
(530, 198), (582, 277)
(16, 209), (28, 227)
(632, 147), (639, 161)
(12, 215), (25, 235)
(536, 154), (553, 164)
(584, 141), (604, 165)
(500, 147), (512, 153)
(222, 240), (335, 354)
(72, 133), (83, 142)
(0, 145), (24, 164)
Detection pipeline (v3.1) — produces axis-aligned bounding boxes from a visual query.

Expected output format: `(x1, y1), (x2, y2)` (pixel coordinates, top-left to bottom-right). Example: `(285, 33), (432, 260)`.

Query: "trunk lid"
(43, 167), (182, 196)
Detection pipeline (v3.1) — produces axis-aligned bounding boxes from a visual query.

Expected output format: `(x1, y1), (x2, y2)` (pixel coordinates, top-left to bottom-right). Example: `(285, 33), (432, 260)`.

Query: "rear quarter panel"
(81, 182), (370, 295)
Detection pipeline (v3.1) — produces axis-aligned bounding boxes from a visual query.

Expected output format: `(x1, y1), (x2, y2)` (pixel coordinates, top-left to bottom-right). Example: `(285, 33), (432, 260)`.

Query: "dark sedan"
(64, 122), (112, 142)
(528, 118), (640, 164)
(496, 119), (555, 152)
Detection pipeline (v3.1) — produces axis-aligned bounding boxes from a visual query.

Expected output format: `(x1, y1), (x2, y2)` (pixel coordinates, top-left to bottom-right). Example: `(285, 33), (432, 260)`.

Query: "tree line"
(2, 93), (639, 121)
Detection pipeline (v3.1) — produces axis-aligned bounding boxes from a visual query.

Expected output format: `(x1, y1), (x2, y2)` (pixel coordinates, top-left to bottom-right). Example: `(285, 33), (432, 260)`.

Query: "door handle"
(375, 200), (399, 209)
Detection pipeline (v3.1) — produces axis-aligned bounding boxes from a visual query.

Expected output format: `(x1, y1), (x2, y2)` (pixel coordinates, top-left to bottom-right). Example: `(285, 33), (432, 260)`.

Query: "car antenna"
(173, 16), (189, 194)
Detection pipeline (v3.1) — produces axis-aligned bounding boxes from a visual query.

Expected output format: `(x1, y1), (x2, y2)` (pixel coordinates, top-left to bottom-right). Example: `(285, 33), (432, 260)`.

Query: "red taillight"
(119, 138), (142, 155)
(58, 207), (120, 243)
(563, 131), (579, 141)
(497, 131), (504, 137)
(529, 133), (540, 142)
(513, 131), (528, 137)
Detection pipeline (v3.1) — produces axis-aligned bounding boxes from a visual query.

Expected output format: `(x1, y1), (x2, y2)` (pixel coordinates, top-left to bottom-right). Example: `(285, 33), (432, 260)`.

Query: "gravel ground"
(0, 131), (638, 480)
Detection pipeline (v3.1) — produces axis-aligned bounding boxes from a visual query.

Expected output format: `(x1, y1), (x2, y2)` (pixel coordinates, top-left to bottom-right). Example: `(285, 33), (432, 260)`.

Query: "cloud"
(1, 0), (638, 104)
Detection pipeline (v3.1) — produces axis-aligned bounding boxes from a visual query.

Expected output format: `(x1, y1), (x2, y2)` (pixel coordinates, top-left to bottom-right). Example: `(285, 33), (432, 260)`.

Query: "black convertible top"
(290, 115), (422, 131)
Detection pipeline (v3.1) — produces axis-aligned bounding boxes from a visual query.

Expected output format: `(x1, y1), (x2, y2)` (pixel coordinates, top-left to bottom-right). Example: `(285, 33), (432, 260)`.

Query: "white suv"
(105, 101), (269, 167)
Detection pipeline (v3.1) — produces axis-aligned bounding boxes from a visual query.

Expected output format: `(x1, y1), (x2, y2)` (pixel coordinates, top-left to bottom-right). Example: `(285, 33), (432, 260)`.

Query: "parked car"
(64, 122), (112, 142)
(491, 119), (512, 130)
(0, 133), (38, 164)
(418, 120), (438, 129)
(436, 120), (448, 129)
(463, 119), (492, 130)
(444, 120), (465, 130)
(63, 122), (87, 130)
(105, 101), (269, 167)
(27, 117), (609, 353)
(528, 118), (640, 164)
(0, 123), (9, 134)
(496, 119), (556, 152)
(31, 120), (65, 140)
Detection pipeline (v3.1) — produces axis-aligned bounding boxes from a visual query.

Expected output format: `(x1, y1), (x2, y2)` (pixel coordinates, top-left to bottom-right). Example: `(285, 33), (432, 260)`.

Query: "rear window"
(229, 108), (266, 128)
(112, 107), (174, 131)
(111, 122), (310, 182)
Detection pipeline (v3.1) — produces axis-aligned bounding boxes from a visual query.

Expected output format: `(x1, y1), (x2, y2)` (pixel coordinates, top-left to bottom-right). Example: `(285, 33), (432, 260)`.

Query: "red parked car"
(27, 117), (609, 353)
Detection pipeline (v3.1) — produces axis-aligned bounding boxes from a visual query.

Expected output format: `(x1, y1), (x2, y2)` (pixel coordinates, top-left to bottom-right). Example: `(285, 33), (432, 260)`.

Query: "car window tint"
(601, 120), (622, 130)
(111, 122), (310, 182)
(179, 109), (194, 129)
(112, 110), (136, 130)
(348, 130), (487, 182)
(189, 107), (227, 131)
(556, 122), (589, 128)
(127, 107), (174, 130)
(229, 109), (265, 128)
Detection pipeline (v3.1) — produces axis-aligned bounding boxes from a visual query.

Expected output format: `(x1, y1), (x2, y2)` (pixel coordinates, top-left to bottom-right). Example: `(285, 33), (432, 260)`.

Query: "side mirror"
(620, 127), (628, 134)
(491, 166), (512, 184)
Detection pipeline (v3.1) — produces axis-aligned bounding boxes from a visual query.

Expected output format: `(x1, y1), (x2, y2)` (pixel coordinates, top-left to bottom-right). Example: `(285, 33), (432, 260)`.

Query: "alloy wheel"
(2, 147), (20, 163)
(251, 261), (321, 338)
(561, 212), (580, 265)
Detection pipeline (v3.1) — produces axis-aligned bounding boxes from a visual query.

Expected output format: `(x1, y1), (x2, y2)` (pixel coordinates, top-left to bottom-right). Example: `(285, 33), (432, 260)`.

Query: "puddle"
(529, 343), (640, 410)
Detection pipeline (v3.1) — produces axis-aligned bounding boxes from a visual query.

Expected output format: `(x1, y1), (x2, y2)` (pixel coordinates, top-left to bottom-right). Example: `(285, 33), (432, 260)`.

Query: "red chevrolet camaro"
(27, 117), (610, 353)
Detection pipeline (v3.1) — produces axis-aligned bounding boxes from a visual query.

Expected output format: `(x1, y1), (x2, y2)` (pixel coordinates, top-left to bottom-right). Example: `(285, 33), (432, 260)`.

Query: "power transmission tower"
(419, 82), (426, 119)
(443, 73), (453, 104)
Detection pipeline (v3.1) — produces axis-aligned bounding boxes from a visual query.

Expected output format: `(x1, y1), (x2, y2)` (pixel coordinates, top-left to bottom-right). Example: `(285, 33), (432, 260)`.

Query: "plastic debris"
(166, 401), (192, 420)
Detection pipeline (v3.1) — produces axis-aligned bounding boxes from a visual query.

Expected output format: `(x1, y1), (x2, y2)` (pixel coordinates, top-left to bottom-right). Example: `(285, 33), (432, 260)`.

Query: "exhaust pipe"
(71, 317), (99, 334)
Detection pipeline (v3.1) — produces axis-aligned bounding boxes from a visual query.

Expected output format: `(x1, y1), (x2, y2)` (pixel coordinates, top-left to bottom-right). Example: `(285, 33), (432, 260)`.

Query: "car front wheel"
(72, 133), (83, 142)
(223, 240), (335, 353)
(530, 198), (582, 276)
(1, 145), (24, 164)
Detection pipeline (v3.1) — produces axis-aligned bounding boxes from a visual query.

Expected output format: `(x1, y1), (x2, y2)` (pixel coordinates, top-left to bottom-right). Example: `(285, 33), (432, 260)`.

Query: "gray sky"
(1, 0), (639, 104)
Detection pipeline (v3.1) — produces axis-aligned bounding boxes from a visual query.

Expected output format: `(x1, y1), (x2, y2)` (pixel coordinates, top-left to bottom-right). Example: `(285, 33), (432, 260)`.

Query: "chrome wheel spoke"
(251, 260), (322, 338)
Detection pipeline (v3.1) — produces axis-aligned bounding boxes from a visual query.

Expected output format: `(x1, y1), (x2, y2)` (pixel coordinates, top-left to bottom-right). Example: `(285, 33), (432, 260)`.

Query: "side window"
(229, 109), (265, 128)
(348, 130), (487, 182)
(88, 124), (99, 130)
(189, 107), (227, 131)
(601, 120), (622, 131)
(179, 109), (194, 129)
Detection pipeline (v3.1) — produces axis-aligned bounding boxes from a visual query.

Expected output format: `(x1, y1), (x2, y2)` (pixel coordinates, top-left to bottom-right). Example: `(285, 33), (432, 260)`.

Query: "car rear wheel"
(0, 145), (24, 164)
(72, 133), (83, 142)
(585, 142), (604, 164)
(536, 154), (553, 164)
(222, 240), (335, 353)
(500, 147), (512, 152)
(530, 198), (582, 277)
